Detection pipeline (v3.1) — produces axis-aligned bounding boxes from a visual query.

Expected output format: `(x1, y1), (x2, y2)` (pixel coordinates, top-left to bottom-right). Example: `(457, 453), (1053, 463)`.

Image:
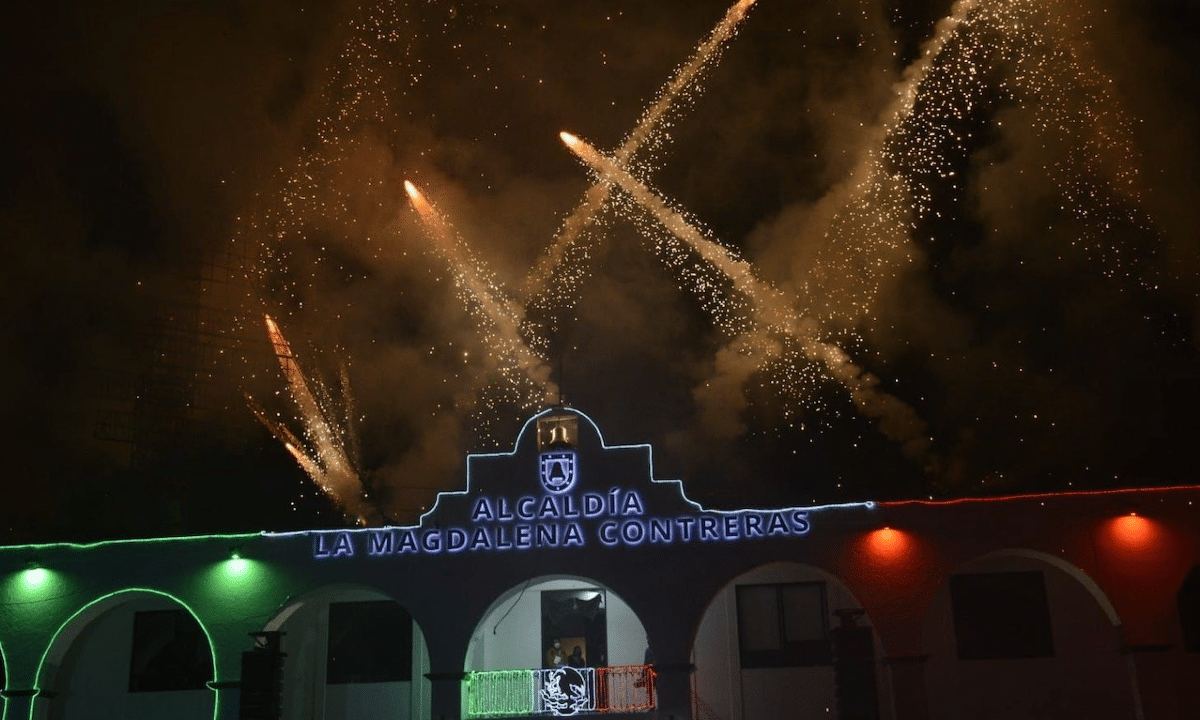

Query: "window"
(736, 582), (830, 668)
(327, 600), (413, 683)
(950, 571), (1054, 660)
(128, 609), (211, 692)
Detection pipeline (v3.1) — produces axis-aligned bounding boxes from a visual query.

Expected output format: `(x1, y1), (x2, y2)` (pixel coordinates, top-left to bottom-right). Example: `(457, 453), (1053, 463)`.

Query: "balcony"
(463, 664), (656, 717)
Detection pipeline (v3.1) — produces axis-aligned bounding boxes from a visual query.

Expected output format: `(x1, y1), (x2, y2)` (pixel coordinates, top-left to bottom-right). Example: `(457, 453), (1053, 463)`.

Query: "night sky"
(1, 0), (1198, 541)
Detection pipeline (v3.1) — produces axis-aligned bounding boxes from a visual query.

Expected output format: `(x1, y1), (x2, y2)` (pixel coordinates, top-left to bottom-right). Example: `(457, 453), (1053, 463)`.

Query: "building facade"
(1, 407), (1198, 719)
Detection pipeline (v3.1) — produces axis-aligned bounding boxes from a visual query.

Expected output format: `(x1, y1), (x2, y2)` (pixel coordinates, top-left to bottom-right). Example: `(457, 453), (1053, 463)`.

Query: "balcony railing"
(464, 664), (656, 718)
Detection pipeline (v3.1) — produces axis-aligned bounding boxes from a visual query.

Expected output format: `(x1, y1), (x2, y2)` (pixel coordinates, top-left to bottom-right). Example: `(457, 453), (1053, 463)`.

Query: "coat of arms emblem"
(539, 451), (576, 493)
(540, 666), (593, 716)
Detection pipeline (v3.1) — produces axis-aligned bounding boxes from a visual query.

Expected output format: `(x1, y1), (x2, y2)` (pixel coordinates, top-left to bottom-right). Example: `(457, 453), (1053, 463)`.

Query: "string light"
(881, 484), (1200, 507)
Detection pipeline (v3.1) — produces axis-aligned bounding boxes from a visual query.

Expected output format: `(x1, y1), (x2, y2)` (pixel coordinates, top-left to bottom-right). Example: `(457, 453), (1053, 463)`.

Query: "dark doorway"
(541, 589), (607, 668)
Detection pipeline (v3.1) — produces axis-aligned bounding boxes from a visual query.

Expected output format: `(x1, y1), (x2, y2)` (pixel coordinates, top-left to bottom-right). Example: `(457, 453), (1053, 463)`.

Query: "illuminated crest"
(539, 666), (593, 716)
(539, 451), (577, 494)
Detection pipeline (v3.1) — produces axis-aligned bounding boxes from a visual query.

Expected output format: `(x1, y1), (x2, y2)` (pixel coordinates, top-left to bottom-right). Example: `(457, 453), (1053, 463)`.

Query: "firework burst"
(241, 0), (1168, 517)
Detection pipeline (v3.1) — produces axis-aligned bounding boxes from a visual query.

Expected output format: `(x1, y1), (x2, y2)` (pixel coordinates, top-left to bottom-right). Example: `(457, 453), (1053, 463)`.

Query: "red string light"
(879, 484), (1200, 508)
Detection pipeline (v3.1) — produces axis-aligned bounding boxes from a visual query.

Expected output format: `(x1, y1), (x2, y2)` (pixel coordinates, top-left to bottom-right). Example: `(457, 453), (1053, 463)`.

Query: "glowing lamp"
(1108, 513), (1157, 553)
(863, 526), (912, 563)
(226, 548), (249, 576)
(22, 559), (47, 588)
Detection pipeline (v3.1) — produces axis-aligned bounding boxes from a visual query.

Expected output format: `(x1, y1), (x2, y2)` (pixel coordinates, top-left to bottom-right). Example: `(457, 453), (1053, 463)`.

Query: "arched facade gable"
(919, 547), (1137, 720)
(690, 560), (891, 720)
(33, 588), (217, 720)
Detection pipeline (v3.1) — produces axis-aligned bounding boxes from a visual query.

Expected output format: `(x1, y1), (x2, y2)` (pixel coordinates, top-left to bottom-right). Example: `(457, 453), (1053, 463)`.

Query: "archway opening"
(263, 584), (431, 720)
(921, 549), (1132, 720)
(691, 561), (890, 720)
(464, 575), (653, 717)
(35, 590), (215, 720)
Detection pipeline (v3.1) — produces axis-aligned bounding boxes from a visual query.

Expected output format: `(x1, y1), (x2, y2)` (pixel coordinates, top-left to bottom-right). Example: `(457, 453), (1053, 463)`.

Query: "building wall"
(0, 410), (1198, 720)
(692, 561), (891, 720)
(920, 552), (1134, 720)
(41, 595), (213, 720)
(268, 585), (431, 720)
(2, 495), (1199, 720)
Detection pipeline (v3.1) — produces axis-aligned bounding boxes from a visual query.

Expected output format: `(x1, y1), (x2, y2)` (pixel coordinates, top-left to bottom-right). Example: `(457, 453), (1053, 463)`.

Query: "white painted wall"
(44, 596), (213, 720)
(691, 562), (891, 720)
(465, 576), (648, 671)
(922, 553), (1135, 720)
(606, 586), (646, 667)
(275, 586), (430, 720)
(325, 682), (412, 719)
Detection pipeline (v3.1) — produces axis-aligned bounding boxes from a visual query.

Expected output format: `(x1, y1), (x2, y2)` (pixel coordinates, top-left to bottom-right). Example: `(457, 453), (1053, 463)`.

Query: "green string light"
(465, 669), (535, 718)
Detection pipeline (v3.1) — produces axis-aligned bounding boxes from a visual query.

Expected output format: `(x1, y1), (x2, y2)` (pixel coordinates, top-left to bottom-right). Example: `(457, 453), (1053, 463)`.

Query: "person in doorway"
(545, 638), (565, 668)
(567, 645), (586, 668)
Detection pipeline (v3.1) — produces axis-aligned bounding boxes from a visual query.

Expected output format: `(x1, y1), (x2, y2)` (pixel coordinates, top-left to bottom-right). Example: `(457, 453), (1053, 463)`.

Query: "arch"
(463, 574), (652, 718)
(33, 588), (216, 720)
(466, 574), (649, 671)
(0, 640), (8, 720)
(262, 582), (431, 720)
(1178, 564), (1200, 652)
(920, 548), (1135, 720)
(690, 561), (892, 720)
(981, 548), (1122, 625)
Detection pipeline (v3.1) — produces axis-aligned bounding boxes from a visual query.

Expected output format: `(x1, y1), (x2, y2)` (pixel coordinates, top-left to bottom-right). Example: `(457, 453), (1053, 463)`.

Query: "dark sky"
(1, 0), (1198, 541)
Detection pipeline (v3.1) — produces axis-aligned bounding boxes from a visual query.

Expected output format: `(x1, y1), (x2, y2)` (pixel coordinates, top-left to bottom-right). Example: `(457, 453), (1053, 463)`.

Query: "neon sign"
(463, 665), (655, 718)
(303, 409), (876, 560)
(539, 666), (594, 715)
(312, 488), (813, 558)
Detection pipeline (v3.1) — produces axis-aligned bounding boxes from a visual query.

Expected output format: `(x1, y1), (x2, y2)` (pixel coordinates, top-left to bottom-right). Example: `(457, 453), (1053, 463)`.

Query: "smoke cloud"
(1, 0), (1197, 538)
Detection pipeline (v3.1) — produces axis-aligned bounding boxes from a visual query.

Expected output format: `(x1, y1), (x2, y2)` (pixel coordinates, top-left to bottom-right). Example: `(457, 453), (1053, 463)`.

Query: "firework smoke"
(252, 314), (376, 524)
(522, 0), (759, 318)
(561, 132), (929, 458)
(237, 0), (1186, 522)
(404, 180), (557, 409)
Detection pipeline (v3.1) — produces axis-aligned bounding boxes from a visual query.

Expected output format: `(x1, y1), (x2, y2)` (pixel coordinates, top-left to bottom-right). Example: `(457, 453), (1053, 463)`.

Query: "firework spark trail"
(884, 0), (1150, 278)
(242, 0), (1146, 515)
(839, 0), (980, 196)
(561, 132), (929, 456)
(264, 315), (349, 473)
(794, 0), (1151, 333)
(338, 359), (362, 472)
(404, 181), (557, 406)
(521, 0), (758, 307)
(561, 133), (795, 328)
(891, 0), (979, 137)
(787, 0), (980, 328)
(259, 314), (375, 524)
(247, 396), (324, 481)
